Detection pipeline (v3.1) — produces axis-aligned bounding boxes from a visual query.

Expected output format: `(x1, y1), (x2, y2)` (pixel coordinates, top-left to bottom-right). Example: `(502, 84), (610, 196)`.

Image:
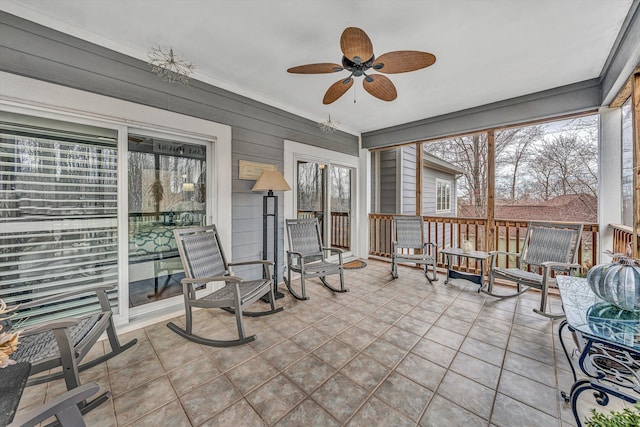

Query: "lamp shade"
(251, 170), (291, 192)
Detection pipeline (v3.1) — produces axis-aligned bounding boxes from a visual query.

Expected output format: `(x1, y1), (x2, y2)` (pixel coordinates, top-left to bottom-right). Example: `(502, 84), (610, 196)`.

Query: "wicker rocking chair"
(168, 225), (283, 347)
(284, 218), (347, 300)
(391, 216), (438, 282)
(483, 221), (583, 318)
(8, 287), (137, 415)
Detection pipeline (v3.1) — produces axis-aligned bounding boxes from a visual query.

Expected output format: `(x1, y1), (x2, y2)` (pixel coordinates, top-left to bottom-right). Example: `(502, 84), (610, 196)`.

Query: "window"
(436, 179), (451, 213)
(0, 111), (119, 326)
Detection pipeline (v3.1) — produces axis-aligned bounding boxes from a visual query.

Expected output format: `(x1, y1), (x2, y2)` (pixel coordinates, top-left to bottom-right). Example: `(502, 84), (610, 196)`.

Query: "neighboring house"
(373, 146), (464, 216)
(458, 194), (597, 223)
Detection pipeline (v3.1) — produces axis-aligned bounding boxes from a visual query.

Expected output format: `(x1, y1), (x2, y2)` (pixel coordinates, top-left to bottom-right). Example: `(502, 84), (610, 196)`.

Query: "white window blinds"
(0, 112), (119, 326)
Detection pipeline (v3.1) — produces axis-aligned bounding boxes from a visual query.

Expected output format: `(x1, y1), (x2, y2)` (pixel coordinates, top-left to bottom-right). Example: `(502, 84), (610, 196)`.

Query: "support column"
(598, 107), (623, 261)
(416, 143), (423, 217)
(486, 130), (496, 252)
(633, 72), (640, 257)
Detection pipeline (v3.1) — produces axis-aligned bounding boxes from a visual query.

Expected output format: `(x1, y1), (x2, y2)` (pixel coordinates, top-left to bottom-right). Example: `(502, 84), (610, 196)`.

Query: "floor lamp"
(252, 170), (291, 300)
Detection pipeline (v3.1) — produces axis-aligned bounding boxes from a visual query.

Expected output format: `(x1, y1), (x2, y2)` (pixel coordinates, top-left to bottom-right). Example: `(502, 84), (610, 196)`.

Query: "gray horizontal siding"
(401, 146), (416, 215)
(378, 149), (398, 214)
(0, 11), (358, 283)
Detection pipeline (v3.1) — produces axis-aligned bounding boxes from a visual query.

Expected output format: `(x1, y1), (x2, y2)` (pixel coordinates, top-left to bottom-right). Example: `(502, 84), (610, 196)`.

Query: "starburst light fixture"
(318, 114), (341, 134)
(147, 45), (195, 84)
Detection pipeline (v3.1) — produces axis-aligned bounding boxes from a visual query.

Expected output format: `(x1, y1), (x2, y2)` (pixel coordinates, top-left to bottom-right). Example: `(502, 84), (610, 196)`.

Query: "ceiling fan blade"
(340, 27), (374, 64)
(373, 51), (436, 74)
(363, 74), (397, 102)
(287, 63), (344, 74)
(323, 77), (354, 104)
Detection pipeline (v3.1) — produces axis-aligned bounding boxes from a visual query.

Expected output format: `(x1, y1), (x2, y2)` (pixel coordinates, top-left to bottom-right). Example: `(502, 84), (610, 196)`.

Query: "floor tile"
(313, 338), (358, 369)
(450, 352), (501, 389)
(113, 376), (177, 426)
(199, 398), (265, 426)
(420, 394), (488, 427)
(123, 399), (191, 427)
(179, 375), (242, 425)
(375, 371), (433, 421)
(283, 354), (335, 393)
(424, 324), (465, 350)
(311, 373), (368, 423)
(226, 355), (279, 395)
(346, 396), (415, 427)
(497, 370), (559, 418)
(460, 336), (506, 366)
(396, 353), (446, 391)
(491, 393), (560, 427)
(361, 339), (407, 367)
(341, 353), (389, 391)
(411, 337), (457, 368)
(274, 398), (340, 427)
(502, 350), (557, 387)
(246, 374), (305, 425)
(437, 371), (495, 420)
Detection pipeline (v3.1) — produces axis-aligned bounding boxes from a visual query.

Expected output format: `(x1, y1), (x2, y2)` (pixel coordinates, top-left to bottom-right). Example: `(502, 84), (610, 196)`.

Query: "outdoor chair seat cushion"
(394, 252), (435, 263)
(11, 313), (107, 364)
(199, 279), (271, 304)
(492, 267), (546, 286)
(291, 260), (341, 275)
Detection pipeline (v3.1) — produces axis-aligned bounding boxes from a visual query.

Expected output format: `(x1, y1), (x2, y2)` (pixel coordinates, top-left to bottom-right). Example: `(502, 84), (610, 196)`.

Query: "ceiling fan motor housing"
(342, 55), (376, 77)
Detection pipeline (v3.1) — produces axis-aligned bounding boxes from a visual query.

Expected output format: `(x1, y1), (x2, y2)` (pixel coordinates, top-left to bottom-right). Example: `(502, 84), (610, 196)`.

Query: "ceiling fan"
(287, 27), (436, 104)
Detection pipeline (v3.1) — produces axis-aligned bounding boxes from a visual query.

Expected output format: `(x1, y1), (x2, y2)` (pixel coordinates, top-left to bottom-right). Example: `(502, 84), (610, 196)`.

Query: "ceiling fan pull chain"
(354, 83), (357, 103)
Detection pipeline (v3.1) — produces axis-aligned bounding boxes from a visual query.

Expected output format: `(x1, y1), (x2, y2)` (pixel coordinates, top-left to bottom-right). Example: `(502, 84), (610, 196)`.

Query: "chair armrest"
(228, 260), (274, 267)
(181, 276), (242, 285)
(19, 318), (81, 336)
(17, 286), (115, 310)
(8, 382), (99, 427)
(321, 247), (344, 255)
(287, 251), (304, 261)
(541, 261), (581, 271)
(423, 242), (437, 255)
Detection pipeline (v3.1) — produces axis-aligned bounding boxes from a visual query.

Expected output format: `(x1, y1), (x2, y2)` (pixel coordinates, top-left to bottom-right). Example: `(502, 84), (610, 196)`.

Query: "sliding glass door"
(127, 134), (208, 308)
(296, 160), (353, 252)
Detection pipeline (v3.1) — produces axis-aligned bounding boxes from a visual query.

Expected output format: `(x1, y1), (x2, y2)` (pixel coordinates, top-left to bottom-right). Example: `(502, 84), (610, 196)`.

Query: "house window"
(436, 179), (452, 213)
(0, 111), (119, 326)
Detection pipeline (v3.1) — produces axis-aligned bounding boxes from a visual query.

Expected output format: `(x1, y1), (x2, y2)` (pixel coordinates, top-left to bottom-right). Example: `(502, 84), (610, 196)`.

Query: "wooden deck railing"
(611, 224), (633, 255)
(368, 213), (599, 274)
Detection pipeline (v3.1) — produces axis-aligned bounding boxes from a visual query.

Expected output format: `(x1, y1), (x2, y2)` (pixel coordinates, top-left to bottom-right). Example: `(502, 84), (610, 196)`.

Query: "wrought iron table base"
(559, 320), (640, 427)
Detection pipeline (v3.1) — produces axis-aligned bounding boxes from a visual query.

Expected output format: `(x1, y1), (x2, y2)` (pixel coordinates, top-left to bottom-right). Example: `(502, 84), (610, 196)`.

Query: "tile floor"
(16, 260), (613, 426)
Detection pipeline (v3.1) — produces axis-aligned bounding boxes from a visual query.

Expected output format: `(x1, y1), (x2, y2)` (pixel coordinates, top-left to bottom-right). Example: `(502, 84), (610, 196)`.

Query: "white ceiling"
(1, 0), (634, 135)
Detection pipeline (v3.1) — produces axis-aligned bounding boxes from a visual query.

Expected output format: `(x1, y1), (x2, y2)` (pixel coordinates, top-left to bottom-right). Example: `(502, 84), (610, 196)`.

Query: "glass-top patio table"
(557, 275), (640, 427)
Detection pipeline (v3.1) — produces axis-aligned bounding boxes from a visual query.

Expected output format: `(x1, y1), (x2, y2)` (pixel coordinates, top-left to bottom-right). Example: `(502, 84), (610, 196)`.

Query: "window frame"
(435, 178), (452, 214)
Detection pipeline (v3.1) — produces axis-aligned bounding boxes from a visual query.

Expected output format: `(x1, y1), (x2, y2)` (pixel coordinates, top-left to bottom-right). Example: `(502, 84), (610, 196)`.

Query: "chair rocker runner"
(169, 225), (283, 347)
(284, 218), (347, 300)
(9, 286), (137, 415)
(483, 221), (583, 318)
(391, 216), (438, 282)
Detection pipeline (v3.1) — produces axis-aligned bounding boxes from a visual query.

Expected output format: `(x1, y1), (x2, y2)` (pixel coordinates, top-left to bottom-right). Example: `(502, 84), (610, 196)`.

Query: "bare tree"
(495, 125), (544, 202)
